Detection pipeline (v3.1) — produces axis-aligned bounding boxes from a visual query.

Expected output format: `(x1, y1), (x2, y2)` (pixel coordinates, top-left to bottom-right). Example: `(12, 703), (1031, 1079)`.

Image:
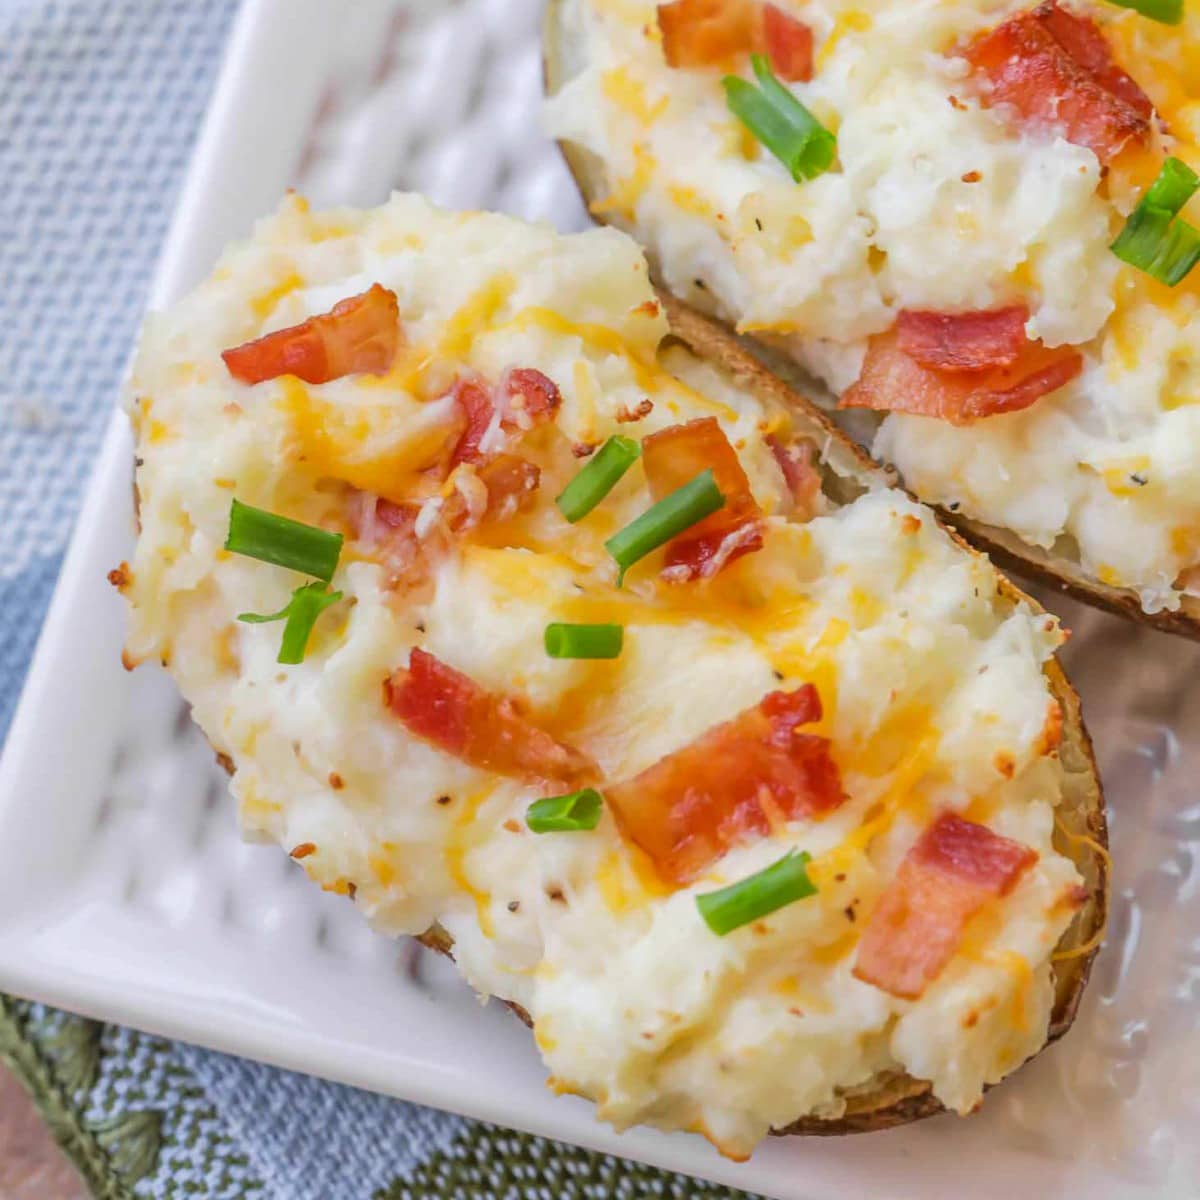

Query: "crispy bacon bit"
(445, 455), (542, 531)
(222, 284), (401, 385)
(657, 0), (813, 79)
(616, 398), (655, 423)
(767, 435), (824, 520)
(363, 497), (423, 578)
(657, 0), (757, 69)
(290, 842), (317, 860)
(448, 370), (561, 466)
(107, 562), (131, 591)
(1035, 0), (1152, 119)
(504, 367), (562, 427)
(896, 306), (1030, 373)
(572, 442), (598, 458)
(642, 417), (765, 580)
(841, 328), (1082, 425)
(328, 773), (345, 790)
(962, 2), (1151, 167)
(607, 684), (845, 884)
(384, 648), (596, 784)
(448, 378), (495, 466)
(762, 3), (813, 82)
(853, 813), (1037, 1000)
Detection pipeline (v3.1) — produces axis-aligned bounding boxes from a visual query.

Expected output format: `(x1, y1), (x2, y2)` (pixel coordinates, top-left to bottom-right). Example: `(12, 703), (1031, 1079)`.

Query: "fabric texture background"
(0, 1), (762, 1195)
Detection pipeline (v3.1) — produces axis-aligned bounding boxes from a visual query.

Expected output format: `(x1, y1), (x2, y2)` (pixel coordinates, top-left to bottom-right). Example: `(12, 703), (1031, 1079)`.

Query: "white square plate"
(2, 2), (1198, 1196)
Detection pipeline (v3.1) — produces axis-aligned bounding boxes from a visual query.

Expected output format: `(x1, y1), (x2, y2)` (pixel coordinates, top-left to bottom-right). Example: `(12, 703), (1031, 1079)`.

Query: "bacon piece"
(448, 370), (562, 467)
(642, 417), (765, 580)
(504, 367), (562, 426)
(384, 649), (596, 784)
(448, 378), (495, 467)
(840, 328), (1082, 425)
(357, 455), (540, 564)
(222, 284), (401, 385)
(962, 2), (1151, 167)
(657, 0), (757, 70)
(762, 3), (813, 82)
(607, 685), (845, 885)
(896, 306), (1031, 373)
(853, 813), (1038, 1000)
(443, 455), (542, 533)
(657, 0), (814, 79)
(768, 434), (824, 520)
(1035, 1), (1152, 120)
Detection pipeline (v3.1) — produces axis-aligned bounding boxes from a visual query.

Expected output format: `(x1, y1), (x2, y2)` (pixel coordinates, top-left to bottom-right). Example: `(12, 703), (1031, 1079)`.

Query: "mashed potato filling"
(125, 194), (1081, 1157)
(544, 0), (1200, 612)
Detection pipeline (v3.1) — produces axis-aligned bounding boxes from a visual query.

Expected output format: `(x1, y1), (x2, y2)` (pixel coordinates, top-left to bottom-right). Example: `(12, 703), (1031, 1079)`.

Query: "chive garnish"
(225, 499), (344, 582)
(544, 623), (624, 659)
(1111, 156), (1200, 286)
(1105, 0), (1182, 23)
(723, 55), (836, 183)
(696, 850), (817, 936)
(526, 788), (604, 833)
(239, 581), (343, 665)
(605, 468), (725, 585)
(556, 435), (641, 523)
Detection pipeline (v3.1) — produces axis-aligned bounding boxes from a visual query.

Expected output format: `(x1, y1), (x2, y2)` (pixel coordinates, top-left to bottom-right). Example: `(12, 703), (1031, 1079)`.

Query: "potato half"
(418, 293), (1108, 1138)
(542, 0), (1200, 641)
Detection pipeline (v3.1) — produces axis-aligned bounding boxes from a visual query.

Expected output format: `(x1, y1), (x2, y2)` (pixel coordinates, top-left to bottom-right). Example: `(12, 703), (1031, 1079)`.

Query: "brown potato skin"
(542, 0), (1200, 641)
(411, 290), (1109, 1138)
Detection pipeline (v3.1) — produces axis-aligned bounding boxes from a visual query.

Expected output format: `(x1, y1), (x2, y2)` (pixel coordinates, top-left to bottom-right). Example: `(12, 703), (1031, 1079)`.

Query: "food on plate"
(543, 0), (1200, 634)
(115, 194), (1105, 1155)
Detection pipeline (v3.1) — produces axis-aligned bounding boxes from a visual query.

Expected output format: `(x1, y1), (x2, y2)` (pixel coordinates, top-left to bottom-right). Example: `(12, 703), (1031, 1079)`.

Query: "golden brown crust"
(542, 0), (1200, 640)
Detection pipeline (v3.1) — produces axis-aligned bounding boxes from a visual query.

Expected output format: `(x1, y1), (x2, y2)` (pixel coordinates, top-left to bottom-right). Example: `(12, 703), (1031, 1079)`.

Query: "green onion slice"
(225, 499), (344, 581)
(239, 581), (343, 665)
(723, 55), (836, 183)
(1141, 156), (1200, 216)
(556, 435), (642, 523)
(605, 468), (725, 585)
(544, 622), (624, 659)
(526, 788), (604, 833)
(1111, 157), (1200, 286)
(696, 849), (817, 936)
(1105, 0), (1183, 24)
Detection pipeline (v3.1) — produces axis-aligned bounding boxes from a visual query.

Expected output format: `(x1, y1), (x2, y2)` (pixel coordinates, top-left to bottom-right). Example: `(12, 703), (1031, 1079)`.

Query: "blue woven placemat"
(0, 2), (762, 1195)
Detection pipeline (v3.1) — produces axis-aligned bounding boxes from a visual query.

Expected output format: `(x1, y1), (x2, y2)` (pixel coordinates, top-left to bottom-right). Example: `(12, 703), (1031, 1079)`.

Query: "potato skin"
(197, 241), (1107, 1139)
(542, 0), (1200, 642)
(399, 276), (1108, 1137)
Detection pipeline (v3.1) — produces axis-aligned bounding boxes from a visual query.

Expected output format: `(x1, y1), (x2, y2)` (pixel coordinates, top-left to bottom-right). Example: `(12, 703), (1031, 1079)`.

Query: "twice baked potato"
(543, 0), (1200, 637)
(116, 194), (1105, 1155)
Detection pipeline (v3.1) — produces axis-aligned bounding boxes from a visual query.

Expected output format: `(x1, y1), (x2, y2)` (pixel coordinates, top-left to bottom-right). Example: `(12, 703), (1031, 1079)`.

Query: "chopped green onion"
(605, 469), (725, 585)
(696, 850), (816, 936)
(544, 622), (624, 659)
(526, 788), (604, 833)
(1111, 157), (1200, 286)
(556, 435), (642, 523)
(225, 499), (343, 581)
(1141, 156), (1200, 216)
(1105, 0), (1182, 24)
(239, 581), (343, 665)
(723, 55), (836, 183)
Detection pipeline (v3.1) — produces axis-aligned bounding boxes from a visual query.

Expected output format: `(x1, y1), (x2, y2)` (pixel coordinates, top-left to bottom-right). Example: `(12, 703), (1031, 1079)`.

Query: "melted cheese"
(545, 0), (1200, 613)
(124, 193), (1081, 1159)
